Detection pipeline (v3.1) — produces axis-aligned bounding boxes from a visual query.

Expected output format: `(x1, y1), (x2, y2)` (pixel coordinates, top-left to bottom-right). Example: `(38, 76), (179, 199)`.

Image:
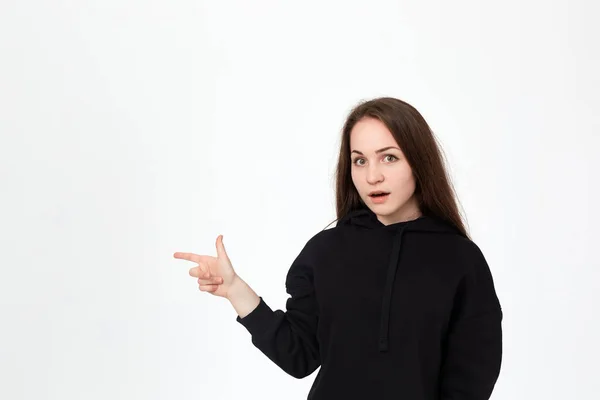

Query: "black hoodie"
(236, 207), (503, 399)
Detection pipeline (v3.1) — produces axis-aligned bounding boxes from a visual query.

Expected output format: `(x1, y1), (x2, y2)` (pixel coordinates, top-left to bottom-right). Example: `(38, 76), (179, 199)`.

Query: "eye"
(352, 154), (398, 166)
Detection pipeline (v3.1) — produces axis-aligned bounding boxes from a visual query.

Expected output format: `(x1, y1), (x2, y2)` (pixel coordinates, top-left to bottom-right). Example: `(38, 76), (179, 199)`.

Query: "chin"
(369, 203), (395, 213)
(374, 207), (396, 216)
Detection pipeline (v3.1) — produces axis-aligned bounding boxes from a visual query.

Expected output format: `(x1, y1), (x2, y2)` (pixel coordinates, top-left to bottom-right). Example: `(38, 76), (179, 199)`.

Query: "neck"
(376, 196), (422, 226)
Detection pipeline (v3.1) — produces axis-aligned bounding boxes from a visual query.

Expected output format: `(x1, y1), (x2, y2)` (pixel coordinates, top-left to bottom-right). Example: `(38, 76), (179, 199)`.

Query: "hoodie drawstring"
(378, 226), (407, 352)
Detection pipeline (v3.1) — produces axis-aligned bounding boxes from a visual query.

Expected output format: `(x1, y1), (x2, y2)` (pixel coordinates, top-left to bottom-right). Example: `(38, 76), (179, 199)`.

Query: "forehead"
(350, 118), (398, 150)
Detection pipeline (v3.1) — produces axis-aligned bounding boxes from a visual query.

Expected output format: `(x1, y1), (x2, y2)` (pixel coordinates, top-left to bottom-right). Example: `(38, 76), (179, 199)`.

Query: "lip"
(368, 190), (390, 196)
(369, 192), (390, 204)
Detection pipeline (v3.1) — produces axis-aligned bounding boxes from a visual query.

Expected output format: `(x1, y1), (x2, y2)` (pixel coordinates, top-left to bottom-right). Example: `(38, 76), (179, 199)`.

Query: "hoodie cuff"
(235, 297), (274, 336)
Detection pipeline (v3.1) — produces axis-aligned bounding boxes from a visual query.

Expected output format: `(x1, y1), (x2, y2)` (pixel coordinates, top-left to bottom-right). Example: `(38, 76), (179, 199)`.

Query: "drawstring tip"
(379, 338), (388, 352)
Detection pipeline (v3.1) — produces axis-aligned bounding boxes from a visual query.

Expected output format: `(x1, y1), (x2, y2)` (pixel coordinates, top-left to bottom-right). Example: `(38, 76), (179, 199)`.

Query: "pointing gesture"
(174, 235), (238, 299)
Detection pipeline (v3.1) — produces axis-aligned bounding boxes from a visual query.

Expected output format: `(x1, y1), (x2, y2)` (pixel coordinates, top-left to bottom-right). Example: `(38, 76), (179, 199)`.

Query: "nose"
(366, 164), (384, 184)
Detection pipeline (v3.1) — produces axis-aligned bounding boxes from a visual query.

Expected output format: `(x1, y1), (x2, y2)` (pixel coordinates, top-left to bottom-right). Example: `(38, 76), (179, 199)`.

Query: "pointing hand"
(174, 235), (238, 299)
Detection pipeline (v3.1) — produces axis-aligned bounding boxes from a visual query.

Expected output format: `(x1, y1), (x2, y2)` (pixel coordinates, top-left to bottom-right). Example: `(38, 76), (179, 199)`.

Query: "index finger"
(173, 252), (212, 264)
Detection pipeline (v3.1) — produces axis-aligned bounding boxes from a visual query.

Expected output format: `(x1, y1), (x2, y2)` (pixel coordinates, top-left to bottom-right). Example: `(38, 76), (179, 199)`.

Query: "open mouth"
(369, 192), (390, 203)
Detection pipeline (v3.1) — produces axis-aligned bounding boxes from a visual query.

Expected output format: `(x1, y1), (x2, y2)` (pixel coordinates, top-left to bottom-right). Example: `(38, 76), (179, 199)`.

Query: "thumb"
(216, 234), (230, 262)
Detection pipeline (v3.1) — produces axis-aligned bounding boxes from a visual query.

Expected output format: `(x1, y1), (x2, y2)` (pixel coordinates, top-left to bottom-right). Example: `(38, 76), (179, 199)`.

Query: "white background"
(1, 0), (598, 399)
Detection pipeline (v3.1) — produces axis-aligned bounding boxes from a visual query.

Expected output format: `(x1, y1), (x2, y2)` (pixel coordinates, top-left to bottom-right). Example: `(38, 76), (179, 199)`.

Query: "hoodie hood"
(337, 206), (461, 352)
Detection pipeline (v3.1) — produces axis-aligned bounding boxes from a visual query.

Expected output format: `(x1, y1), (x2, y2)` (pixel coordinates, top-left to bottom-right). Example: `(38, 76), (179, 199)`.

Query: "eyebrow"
(350, 146), (401, 155)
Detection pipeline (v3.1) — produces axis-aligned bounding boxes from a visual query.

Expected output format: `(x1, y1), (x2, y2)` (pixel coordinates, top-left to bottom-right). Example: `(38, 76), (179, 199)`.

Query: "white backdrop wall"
(1, 1), (598, 399)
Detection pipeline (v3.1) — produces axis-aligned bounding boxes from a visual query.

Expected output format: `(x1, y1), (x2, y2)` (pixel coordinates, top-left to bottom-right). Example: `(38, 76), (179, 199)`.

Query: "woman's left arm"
(439, 241), (503, 400)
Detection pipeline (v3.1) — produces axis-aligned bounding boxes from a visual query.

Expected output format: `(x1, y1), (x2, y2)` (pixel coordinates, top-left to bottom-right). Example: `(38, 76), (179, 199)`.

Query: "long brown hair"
(324, 97), (469, 239)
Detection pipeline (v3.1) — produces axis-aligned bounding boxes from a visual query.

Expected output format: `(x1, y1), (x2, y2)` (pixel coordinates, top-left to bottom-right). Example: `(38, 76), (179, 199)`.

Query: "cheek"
(350, 170), (366, 195)
(350, 168), (359, 185)
(391, 168), (416, 190)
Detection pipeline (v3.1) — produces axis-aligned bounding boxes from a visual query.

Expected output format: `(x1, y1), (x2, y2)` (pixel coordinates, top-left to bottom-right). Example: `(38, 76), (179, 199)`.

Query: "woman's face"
(350, 117), (421, 225)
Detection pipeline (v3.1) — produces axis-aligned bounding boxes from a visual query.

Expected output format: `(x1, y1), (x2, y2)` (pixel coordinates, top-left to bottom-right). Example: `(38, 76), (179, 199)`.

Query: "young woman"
(174, 97), (503, 399)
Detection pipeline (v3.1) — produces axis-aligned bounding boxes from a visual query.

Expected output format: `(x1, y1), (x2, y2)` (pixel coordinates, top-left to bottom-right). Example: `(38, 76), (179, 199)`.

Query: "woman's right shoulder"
(306, 224), (341, 249)
(290, 226), (339, 266)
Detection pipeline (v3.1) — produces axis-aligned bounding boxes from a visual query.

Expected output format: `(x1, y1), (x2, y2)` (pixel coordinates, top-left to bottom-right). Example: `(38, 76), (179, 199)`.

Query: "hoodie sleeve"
(439, 241), (503, 400)
(235, 234), (321, 379)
